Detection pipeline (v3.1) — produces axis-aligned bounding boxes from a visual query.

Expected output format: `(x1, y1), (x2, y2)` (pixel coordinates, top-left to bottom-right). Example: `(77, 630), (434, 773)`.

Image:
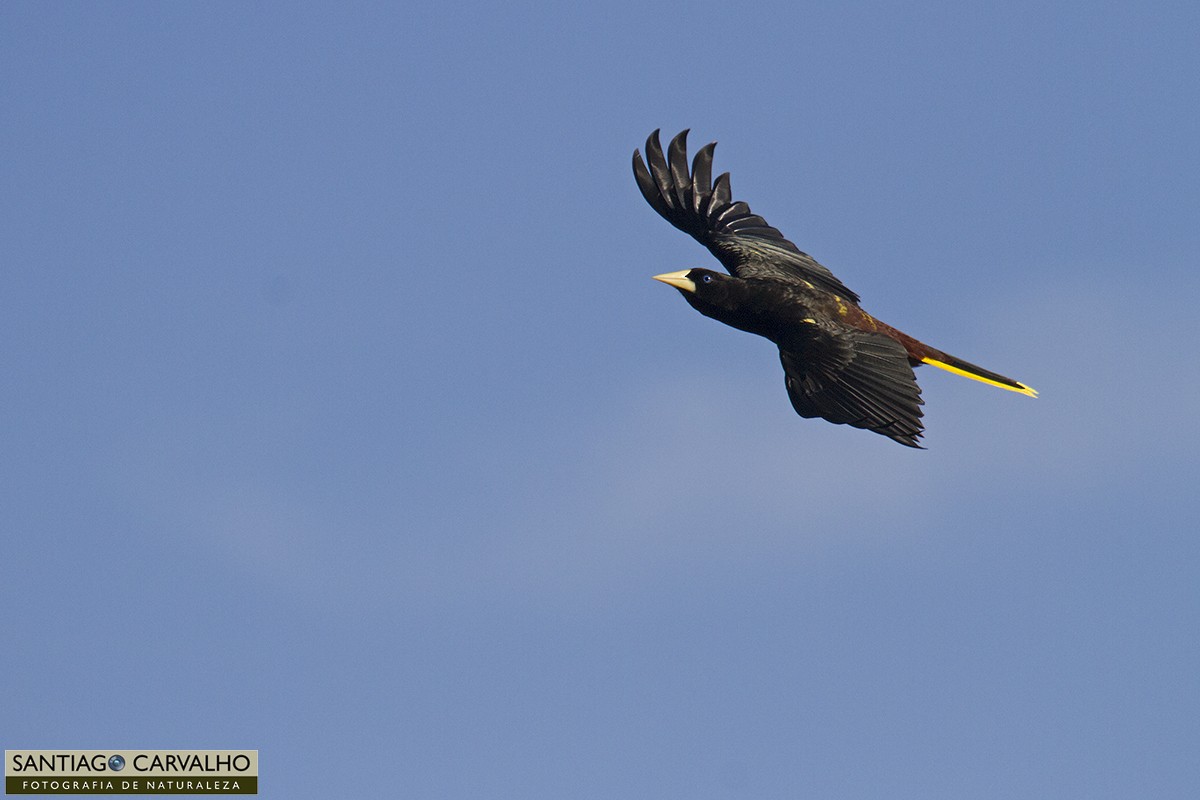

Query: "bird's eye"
(701, 274), (714, 284)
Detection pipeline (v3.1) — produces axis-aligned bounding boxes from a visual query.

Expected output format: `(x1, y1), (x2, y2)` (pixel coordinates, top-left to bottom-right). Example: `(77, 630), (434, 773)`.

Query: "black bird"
(634, 129), (1036, 448)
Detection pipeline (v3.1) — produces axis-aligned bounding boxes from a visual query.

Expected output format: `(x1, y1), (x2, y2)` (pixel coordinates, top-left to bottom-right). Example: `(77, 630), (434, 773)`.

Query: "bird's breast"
(686, 290), (815, 344)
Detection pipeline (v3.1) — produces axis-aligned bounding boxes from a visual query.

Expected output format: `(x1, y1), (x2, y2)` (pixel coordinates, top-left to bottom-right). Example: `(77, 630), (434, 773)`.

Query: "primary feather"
(633, 129), (860, 301)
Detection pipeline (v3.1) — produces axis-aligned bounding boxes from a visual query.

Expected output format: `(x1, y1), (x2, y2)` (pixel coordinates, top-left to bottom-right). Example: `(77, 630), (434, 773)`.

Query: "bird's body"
(634, 130), (1035, 448)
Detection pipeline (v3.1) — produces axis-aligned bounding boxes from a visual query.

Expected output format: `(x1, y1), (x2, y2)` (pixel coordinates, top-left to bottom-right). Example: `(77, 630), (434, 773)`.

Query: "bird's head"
(652, 268), (776, 336)
(653, 268), (750, 316)
(652, 268), (732, 300)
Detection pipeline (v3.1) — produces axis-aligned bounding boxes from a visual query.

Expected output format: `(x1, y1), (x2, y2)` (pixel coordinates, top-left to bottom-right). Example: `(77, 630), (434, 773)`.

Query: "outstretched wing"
(779, 322), (925, 448)
(633, 129), (860, 303)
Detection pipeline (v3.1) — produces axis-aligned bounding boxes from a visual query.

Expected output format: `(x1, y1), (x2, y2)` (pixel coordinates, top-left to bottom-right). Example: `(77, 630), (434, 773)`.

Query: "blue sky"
(4, 1), (1199, 797)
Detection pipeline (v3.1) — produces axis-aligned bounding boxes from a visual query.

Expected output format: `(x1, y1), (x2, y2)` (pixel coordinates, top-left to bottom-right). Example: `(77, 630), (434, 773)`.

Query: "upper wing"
(633, 129), (860, 303)
(779, 322), (925, 448)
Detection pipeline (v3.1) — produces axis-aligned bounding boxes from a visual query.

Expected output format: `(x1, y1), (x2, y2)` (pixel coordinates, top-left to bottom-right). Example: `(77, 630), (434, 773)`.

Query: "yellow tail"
(921, 356), (1038, 397)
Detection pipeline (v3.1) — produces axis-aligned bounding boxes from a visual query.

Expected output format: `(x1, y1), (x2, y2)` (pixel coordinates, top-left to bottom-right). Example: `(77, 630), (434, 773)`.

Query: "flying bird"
(634, 129), (1036, 448)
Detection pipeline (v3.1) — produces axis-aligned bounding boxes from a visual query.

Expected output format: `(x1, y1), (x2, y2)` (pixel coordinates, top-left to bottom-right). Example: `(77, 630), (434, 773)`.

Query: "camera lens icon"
(108, 755), (125, 771)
